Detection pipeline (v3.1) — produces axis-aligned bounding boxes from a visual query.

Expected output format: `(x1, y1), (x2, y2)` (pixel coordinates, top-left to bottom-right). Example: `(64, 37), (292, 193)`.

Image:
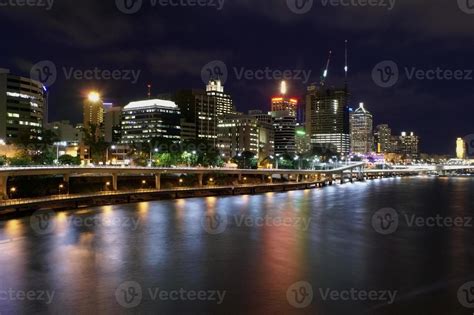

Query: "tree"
(9, 152), (33, 166)
(58, 154), (81, 165)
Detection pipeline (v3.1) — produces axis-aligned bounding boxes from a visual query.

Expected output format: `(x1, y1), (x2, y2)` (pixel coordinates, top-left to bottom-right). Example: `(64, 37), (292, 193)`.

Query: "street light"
(9, 187), (16, 198)
(149, 147), (158, 166)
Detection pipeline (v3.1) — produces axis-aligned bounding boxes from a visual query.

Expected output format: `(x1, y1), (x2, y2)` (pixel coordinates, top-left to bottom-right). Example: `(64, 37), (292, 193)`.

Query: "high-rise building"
(206, 79), (234, 117)
(173, 89), (218, 144)
(0, 69), (45, 143)
(350, 102), (373, 155)
(456, 137), (466, 159)
(121, 99), (181, 144)
(104, 106), (122, 143)
(399, 132), (419, 158)
(305, 84), (350, 155)
(83, 91), (104, 130)
(217, 114), (260, 158)
(271, 81), (297, 155)
(295, 124), (312, 155)
(271, 110), (296, 155)
(248, 110), (274, 158)
(46, 120), (82, 144)
(374, 124), (392, 153)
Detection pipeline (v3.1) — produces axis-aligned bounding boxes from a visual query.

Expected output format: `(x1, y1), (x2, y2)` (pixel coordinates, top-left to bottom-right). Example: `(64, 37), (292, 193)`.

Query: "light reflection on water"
(0, 177), (473, 314)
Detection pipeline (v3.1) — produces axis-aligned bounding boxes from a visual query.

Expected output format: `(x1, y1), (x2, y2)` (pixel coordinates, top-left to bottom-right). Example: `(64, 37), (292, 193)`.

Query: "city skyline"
(1, 0), (473, 154)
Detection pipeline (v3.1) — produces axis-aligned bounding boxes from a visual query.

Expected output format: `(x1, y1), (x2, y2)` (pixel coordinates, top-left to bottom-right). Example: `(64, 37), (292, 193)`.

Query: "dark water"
(1, 177), (474, 314)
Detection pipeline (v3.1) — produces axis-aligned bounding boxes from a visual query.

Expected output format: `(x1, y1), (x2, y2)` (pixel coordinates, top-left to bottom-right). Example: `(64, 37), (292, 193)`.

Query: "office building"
(271, 110), (296, 155)
(456, 137), (466, 159)
(305, 84), (350, 155)
(399, 132), (419, 157)
(270, 82), (297, 155)
(121, 99), (181, 144)
(206, 79), (235, 117)
(83, 91), (104, 130)
(350, 102), (373, 154)
(295, 124), (312, 155)
(374, 124), (392, 153)
(173, 89), (218, 144)
(104, 106), (122, 143)
(217, 114), (260, 158)
(46, 120), (82, 144)
(0, 69), (45, 143)
(248, 110), (274, 158)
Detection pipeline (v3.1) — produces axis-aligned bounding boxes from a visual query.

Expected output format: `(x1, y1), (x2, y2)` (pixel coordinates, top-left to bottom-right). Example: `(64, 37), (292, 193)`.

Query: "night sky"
(1, 0), (473, 154)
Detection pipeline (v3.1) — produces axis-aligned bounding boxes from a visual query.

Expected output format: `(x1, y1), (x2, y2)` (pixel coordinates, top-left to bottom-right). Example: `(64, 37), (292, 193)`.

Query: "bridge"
(0, 163), (366, 200)
(0, 162), (472, 201)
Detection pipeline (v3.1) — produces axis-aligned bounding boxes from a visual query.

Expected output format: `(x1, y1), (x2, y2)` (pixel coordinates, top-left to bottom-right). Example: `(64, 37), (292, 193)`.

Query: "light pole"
(106, 145), (116, 165)
(149, 147), (158, 166)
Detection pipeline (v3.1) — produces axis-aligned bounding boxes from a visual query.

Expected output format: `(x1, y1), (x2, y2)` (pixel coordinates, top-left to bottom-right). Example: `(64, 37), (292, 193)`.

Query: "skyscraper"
(374, 124), (392, 153)
(173, 89), (218, 144)
(350, 102), (373, 154)
(271, 81), (297, 155)
(305, 84), (350, 155)
(217, 114), (260, 158)
(456, 137), (466, 159)
(399, 132), (419, 158)
(83, 92), (104, 130)
(206, 79), (234, 117)
(0, 69), (45, 143)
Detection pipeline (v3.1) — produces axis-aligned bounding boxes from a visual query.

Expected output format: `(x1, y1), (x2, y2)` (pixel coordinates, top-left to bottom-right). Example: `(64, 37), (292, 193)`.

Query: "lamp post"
(149, 147), (158, 167)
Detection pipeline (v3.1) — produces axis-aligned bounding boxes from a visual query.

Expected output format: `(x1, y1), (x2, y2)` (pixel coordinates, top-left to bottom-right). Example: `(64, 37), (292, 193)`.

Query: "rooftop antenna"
(147, 84), (151, 99)
(344, 40), (348, 82)
(320, 50), (332, 86)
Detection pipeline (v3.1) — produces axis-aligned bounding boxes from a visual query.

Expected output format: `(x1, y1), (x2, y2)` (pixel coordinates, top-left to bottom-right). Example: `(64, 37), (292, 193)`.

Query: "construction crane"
(320, 50), (332, 86)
